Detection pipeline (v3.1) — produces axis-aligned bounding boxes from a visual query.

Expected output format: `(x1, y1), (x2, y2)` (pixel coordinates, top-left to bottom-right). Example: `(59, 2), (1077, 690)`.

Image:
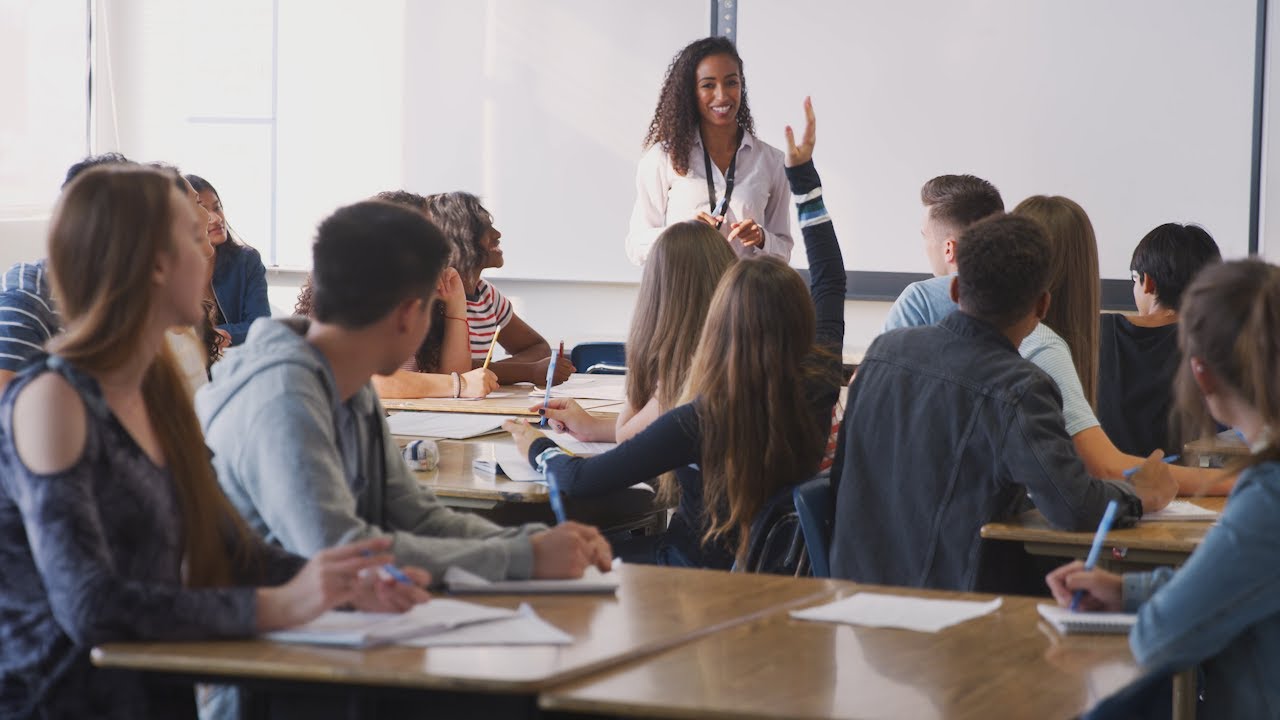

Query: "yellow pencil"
(482, 325), (502, 371)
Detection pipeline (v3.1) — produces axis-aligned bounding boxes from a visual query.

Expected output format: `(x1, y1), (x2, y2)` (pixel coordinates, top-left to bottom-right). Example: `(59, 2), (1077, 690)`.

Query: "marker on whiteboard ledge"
(539, 344), (559, 428)
(1121, 454), (1180, 479)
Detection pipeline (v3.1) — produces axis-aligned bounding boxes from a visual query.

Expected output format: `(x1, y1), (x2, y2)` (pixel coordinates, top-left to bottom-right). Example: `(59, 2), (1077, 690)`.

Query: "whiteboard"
(739, 1), (1258, 277)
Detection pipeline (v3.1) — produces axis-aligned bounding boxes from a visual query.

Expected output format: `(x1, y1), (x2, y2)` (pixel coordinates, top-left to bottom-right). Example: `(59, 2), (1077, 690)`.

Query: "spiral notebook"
(1037, 604), (1137, 635)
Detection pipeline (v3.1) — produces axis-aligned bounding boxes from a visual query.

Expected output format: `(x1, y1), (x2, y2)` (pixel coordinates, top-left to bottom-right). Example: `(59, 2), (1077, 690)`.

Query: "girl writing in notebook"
(0, 165), (430, 719)
(538, 220), (736, 443)
(1046, 259), (1280, 718)
(508, 99), (843, 568)
(294, 191), (499, 399)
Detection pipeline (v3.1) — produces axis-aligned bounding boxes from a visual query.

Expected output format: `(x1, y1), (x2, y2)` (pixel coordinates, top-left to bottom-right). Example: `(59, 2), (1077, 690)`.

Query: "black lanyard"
(703, 128), (745, 222)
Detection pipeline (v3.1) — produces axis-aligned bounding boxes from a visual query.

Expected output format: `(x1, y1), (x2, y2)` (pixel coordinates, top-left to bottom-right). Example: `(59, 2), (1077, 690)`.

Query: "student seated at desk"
(0, 165), (429, 720)
(198, 199), (611, 583)
(508, 100), (844, 569)
(185, 174), (271, 347)
(538, 220), (736, 443)
(293, 190), (499, 399)
(829, 214), (1177, 594)
(0, 154), (223, 397)
(421, 191), (576, 386)
(1098, 223), (1221, 458)
(1047, 259), (1280, 719)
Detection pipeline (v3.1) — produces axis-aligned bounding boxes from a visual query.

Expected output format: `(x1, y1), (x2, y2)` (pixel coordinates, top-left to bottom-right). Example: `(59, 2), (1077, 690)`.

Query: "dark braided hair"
(643, 37), (755, 177)
(295, 190), (449, 373)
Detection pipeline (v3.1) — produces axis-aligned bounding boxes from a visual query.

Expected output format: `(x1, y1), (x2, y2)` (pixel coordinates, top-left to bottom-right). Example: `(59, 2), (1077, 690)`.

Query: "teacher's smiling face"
(695, 53), (741, 129)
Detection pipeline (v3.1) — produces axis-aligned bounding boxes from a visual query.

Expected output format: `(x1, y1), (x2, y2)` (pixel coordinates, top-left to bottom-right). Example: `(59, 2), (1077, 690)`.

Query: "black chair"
(737, 486), (805, 575)
(793, 475), (834, 578)
(570, 342), (626, 375)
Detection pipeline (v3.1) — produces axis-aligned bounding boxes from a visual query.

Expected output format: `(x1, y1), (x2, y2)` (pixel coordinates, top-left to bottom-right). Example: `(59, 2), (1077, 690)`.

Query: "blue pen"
(361, 550), (412, 585)
(1121, 454), (1180, 479)
(1071, 499), (1119, 611)
(539, 346), (559, 428)
(546, 467), (568, 525)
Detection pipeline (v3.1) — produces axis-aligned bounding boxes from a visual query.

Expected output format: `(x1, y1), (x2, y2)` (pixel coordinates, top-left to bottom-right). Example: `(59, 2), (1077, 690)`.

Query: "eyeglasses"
(1130, 269), (1142, 283)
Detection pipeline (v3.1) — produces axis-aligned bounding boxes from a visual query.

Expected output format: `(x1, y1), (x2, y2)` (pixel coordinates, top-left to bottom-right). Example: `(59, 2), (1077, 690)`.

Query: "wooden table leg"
(1172, 668), (1198, 720)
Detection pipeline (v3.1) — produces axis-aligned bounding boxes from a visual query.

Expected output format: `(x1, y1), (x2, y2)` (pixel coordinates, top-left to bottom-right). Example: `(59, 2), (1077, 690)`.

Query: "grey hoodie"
(196, 317), (540, 581)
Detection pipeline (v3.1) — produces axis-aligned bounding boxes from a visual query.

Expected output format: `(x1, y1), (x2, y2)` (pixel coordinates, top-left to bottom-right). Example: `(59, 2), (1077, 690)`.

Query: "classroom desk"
(1183, 433), (1250, 468)
(381, 376), (627, 418)
(980, 497), (1225, 567)
(91, 565), (838, 720)
(411, 439), (548, 508)
(541, 582), (1141, 720)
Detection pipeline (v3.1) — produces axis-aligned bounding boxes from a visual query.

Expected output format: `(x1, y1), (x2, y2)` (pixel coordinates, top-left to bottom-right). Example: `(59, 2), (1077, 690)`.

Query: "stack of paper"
(443, 565), (621, 595)
(531, 374), (627, 402)
(387, 412), (514, 440)
(472, 444), (544, 482)
(1141, 500), (1220, 522)
(790, 593), (1003, 633)
(264, 598), (574, 648)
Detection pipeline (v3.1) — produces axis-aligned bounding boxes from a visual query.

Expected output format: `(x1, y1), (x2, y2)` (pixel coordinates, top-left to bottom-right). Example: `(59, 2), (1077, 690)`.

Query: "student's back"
(830, 215), (1174, 593)
(1097, 314), (1179, 456)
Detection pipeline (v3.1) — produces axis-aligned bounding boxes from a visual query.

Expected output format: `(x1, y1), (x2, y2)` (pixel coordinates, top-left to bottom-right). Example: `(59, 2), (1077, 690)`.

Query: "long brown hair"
(47, 165), (254, 588)
(1013, 196), (1101, 406)
(627, 221), (736, 413)
(1175, 260), (1280, 469)
(677, 257), (832, 562)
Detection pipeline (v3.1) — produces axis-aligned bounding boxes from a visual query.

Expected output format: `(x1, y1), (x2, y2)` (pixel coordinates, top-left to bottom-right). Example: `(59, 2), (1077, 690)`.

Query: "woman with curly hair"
(626, 37), (793, 266)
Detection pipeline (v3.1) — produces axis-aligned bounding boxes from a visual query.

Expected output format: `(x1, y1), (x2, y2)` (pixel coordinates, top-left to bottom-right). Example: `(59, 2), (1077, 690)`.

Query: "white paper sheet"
(399, 603), (573, 646)
(790, 593), (1003, 633)
(443, 564), (620, 595)
(1141, 500), (1220, 522)
(530, 374), (627, 402)
(472, 444), (544, 482)
(540, 429), (618, 455)
(264, 599), (519, 647)
(387, 412), (514, 440)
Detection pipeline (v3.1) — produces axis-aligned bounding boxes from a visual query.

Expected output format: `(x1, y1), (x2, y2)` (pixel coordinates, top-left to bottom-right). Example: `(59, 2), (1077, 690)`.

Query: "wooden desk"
(981, 497), (1224, 567)
(382, 385), (624, 418)
(1184, 433), (1249, 468)
(541, 583), (1140, 720)
(412, 440), (548, 508)
(92, 565), (837, 718)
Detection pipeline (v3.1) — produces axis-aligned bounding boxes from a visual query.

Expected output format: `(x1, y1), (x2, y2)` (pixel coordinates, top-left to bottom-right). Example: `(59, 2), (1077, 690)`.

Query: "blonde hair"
(677, 257), (833, 562)
(48, 165), (254, 588)
(1013, 196), (1101, 407)
(627, 221), (736, 412)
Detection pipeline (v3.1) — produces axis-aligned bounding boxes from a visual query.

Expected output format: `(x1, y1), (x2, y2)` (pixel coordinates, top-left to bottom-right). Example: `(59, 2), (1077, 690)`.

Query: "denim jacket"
(211, 245), (271, 346)
(1124, 460), (1280, 718)
(829, 311), (1142, 592)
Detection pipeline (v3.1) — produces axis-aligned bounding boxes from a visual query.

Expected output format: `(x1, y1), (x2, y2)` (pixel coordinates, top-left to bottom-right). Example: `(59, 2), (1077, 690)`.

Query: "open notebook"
(443, 565), (621, 595)
(1037, 604), (1137, 635)
(386, 412), (514, 440)
(263, 599), (518, 648)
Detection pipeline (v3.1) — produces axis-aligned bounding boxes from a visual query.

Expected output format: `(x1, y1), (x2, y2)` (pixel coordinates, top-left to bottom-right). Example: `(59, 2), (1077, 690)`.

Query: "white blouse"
(625, 133), (793, 265)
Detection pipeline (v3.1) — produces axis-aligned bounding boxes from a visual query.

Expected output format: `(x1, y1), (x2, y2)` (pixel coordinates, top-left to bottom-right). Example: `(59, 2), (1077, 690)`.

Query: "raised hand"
(784, 96), (817, 168)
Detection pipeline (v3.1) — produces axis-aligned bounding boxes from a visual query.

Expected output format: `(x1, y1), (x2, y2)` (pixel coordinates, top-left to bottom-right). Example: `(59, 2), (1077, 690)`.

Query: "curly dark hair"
(421, 192), (492, 284)
(643, 37), (755, 177)
(955, 214), (1052, 329)
(294, 190), (449, 372)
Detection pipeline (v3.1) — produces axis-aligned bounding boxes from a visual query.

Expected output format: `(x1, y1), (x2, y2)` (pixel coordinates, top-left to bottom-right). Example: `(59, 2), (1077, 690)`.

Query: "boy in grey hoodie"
(197, 199), (611, 583)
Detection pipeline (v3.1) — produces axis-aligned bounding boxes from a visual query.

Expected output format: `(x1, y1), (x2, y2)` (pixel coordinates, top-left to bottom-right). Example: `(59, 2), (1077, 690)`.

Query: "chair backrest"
(738, 486), (804, 575)
(793, 475), (835, 578)
(571, 342), (626, 375)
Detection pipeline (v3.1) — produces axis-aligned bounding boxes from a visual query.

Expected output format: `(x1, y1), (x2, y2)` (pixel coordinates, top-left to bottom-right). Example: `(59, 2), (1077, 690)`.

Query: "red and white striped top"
(466, 279), (514, 359)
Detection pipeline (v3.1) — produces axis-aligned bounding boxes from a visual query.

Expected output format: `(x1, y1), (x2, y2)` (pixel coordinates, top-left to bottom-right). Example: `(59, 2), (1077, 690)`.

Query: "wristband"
(535, 446), (569, 475)
(450, 372), (461, 398)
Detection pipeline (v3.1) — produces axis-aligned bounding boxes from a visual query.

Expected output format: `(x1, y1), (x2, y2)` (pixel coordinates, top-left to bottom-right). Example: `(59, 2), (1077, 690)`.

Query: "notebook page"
(790, 593), (1003, 633)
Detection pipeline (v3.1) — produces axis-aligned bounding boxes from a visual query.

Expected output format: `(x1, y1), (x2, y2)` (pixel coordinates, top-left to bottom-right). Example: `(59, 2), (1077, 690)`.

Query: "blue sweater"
(211, 245), (271, 346)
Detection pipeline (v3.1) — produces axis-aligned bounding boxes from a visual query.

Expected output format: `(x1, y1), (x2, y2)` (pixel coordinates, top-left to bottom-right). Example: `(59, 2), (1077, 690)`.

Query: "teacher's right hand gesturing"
(784, 96), (817, 168)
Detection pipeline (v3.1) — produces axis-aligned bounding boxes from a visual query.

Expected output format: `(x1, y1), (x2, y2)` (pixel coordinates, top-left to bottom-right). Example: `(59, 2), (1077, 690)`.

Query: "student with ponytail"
(507, 99), (842, 568)
(0, 165), (429, 719)
(1047, 259), (1280, 718)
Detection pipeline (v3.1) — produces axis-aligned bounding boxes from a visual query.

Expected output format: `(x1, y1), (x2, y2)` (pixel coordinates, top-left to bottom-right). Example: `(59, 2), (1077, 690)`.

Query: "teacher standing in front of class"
(625, 37), (793, 265)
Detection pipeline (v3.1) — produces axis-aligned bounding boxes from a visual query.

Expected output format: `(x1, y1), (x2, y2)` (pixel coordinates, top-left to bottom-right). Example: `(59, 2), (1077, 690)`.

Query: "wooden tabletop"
(411, 440), (548, 504)
(541, 583), (1140, 720)
(981, 497), (1224, 564)
(92, 564), (837, 694)
(381, 385), (624, 417)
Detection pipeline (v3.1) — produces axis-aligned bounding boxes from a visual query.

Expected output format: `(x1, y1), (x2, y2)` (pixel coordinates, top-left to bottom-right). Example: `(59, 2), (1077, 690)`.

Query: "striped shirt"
(466, 279), (513, 360)
(0, 260), (60, 373)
